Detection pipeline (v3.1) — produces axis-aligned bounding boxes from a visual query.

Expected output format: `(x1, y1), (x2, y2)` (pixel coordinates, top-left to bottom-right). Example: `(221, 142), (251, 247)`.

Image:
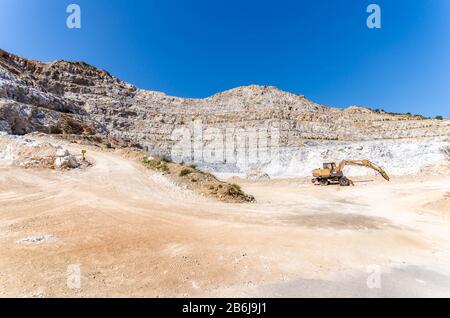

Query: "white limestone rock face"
(194, 137), (449, 177)
(0, 48), (449, 176)
(263, 138), (450, 177)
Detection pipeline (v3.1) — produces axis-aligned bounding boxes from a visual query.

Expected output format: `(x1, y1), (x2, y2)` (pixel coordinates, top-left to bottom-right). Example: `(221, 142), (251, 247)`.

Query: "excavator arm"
(336, 160), (390, 181)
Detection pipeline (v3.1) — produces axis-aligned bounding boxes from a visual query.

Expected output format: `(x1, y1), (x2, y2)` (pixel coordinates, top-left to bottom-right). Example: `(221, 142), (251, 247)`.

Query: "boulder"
(54, 154), (79, 169)
(55, 147), (70, 157)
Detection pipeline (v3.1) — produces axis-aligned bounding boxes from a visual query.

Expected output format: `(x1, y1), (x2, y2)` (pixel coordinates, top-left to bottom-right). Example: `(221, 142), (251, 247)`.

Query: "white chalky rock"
(54, 155), (79, 169)
(17, 235), (55, 245)
(55, 147), (70, 157)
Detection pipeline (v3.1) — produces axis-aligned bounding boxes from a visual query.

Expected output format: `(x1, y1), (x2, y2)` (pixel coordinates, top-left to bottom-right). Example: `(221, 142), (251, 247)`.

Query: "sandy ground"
(0, 139), (450, 298)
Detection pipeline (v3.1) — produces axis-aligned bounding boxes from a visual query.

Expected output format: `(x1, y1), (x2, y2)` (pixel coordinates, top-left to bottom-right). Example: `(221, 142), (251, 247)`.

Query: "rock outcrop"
(1, 49), (449, 176)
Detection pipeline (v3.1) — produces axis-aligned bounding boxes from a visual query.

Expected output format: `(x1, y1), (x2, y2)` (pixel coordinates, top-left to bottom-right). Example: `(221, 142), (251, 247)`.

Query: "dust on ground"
(0, 135), (449, 297)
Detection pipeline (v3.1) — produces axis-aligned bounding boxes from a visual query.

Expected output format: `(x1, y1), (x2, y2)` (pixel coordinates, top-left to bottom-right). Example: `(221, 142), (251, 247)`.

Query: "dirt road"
(0, 141), (449, 297)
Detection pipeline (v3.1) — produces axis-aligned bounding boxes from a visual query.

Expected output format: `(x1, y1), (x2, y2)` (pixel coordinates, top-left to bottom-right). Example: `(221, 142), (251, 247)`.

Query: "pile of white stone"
(0, 133), (79, 169)
(54, 147), (79, 169)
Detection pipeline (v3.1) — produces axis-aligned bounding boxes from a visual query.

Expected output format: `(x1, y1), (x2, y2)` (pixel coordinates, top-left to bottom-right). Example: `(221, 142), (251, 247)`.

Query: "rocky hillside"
(1, 49), (449, 176)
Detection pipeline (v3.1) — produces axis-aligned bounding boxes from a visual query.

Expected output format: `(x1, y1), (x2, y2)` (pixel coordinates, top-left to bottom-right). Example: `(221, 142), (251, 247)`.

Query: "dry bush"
(143, 158), (169, 173)
(179, 168), (192, 177)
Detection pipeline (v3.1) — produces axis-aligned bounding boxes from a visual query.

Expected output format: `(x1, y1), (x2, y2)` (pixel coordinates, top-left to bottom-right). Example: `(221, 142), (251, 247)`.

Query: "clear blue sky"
(0, 0), (449, 117)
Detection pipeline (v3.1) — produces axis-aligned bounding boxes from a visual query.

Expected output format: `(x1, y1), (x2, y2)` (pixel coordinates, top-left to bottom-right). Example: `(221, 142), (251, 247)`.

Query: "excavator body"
(312, 160), (390, 186)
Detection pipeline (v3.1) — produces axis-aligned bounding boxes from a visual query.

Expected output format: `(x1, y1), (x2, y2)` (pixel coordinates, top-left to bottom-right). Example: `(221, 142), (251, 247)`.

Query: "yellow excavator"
(312, 160), (390, 186)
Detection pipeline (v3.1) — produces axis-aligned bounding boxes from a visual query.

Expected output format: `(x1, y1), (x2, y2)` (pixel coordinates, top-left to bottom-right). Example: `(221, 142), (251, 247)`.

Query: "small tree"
(435, 115), (443, 120)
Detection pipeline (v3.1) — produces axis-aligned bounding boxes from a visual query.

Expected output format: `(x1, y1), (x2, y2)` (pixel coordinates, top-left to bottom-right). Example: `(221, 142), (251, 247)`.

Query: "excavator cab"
(323, 163), (336, 171)
(313, 162), (341, 180)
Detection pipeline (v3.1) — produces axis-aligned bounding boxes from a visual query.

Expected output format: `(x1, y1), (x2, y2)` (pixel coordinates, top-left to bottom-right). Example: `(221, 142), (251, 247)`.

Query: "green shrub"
(436, 115), (444, 120)
(159, 163), (169, 172)
(226, 184), (244, 197)
(143, 158), (169, 173)
(179, 168), (192, 177)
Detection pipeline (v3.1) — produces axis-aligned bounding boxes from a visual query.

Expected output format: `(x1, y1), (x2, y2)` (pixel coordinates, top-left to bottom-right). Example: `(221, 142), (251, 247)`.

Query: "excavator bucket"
(361, 160), (390, 181)
(378, 170), (390, 181)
